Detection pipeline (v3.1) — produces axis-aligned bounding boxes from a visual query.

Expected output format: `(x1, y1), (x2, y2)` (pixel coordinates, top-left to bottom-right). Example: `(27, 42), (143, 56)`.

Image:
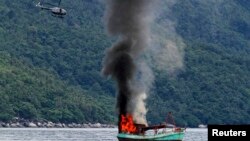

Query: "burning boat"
(117, 113), (186, 141)
(117, 124), (185, 141)
(102, 0), (186, 140)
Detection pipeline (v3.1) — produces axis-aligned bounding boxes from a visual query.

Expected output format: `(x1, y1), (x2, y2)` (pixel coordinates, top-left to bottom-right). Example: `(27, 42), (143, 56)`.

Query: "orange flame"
(120, 114), (137, 134)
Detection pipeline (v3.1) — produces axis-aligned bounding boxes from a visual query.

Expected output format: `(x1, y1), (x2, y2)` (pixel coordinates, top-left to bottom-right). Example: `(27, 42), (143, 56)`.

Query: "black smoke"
(102, 0), (155, 127)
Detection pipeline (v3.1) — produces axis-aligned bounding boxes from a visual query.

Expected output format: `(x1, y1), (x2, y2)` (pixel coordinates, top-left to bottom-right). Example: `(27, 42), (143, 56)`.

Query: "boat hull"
(118, 139), (182, 141)
(117, 131), (185, 141)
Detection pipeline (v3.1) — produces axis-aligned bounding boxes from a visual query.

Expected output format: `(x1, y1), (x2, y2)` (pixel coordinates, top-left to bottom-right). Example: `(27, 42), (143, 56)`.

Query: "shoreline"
(0, 118), (116, 128)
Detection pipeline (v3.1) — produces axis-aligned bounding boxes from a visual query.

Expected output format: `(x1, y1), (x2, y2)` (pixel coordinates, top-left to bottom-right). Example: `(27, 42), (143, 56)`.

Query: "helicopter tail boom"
(36, 2), (51, 10)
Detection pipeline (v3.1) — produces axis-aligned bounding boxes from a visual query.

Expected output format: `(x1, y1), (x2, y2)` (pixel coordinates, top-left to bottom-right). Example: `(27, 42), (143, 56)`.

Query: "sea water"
(0, 128), (207, 141)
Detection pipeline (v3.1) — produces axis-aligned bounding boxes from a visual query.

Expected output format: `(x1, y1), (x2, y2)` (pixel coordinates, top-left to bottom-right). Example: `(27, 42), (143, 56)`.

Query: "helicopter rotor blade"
(40, 0), (44, 5)
(43, 2), (58, 7)
(58, 0), (62, 7)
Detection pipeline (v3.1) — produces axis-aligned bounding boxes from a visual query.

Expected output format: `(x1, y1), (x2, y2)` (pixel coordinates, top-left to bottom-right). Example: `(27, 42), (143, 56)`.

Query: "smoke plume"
(102, 0), (155, 126)
(145, 0), (186, 75)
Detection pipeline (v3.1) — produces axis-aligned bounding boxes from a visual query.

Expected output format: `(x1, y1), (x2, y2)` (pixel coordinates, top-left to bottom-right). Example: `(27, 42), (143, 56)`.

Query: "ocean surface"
(0, 128), (207, 141)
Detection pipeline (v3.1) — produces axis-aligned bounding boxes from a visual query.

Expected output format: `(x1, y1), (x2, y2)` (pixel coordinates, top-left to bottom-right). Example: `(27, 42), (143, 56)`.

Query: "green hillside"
(0, 52), (114, 123)
(0, 0), (249, 127)
(0, 0), (115, 123)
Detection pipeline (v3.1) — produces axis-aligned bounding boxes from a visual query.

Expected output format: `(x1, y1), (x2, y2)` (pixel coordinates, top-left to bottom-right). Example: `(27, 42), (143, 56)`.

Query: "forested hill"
(0, 0), (249, 127)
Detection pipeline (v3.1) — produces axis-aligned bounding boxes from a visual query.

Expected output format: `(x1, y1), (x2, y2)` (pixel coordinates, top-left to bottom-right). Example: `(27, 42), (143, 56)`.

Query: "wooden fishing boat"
(117, 127), (185, 141)
(117, 112), (186, 141)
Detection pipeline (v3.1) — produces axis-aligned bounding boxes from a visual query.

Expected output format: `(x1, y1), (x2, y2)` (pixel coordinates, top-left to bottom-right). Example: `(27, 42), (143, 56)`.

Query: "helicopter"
(36, 0), (67, 18)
